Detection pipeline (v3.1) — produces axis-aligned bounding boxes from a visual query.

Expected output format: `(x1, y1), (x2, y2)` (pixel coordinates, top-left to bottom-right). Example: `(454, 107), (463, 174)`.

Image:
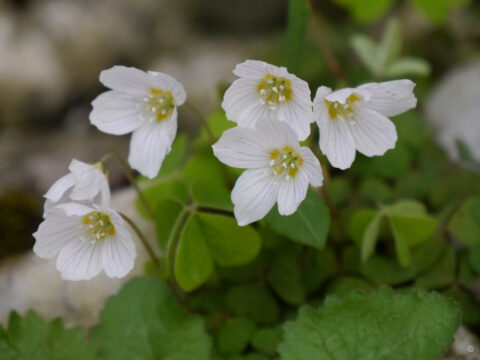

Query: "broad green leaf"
(196, 213), (261, 267)
(155, 198), (186, 250)
(267, 246), (306, 305)
(92, 277), (211, 360)
(175, 214), (215, 292)
(414, 247), (456, 290)
(410, 0), (471, 23)
(350, 34), (380, 75)
(191, 181), (233, 212)
(175, 213), (261, 291)
(157, 134), (188, 177)
(448, 197), (480, 246)
(362, 255), (416, 285)
(353, 144), (412, 179)
(279, 288), (460, 360)
(302, 248), (338, 295)
(0, 311), (94, 360)
(264, 189), (330, 249)
(377, 18), (402, 71)
(251, 326), (283, 356)
(411, 236), (446, 275)
(326, 277), (374, 298)
(285, 0), (310, 73)
(217, 317), (256, 356)
(226, 283), (280, 324)
(385, 57), (431, 77)
(183, 146), (229, 189)
(136, 178), (188, 218)
(333, 0), (394, 22)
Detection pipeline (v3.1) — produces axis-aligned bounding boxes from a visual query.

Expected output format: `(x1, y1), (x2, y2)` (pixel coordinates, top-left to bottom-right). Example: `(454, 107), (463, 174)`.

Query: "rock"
(0, 188), (155, 328)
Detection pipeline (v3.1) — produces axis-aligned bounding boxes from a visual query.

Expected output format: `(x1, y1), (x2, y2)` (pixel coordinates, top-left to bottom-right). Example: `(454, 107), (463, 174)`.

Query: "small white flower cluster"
(216, 60), (417, 225)
(33, 60), (416, 280)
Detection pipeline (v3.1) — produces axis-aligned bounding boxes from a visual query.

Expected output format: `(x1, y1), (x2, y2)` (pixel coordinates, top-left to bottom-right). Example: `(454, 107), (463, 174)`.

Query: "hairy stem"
(120, 212), (161, 270)
(101, 152), (156, 221)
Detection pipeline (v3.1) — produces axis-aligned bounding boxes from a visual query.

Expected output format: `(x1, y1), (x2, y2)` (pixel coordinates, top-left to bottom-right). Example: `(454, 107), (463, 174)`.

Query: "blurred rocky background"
(1, 2), (480, 355)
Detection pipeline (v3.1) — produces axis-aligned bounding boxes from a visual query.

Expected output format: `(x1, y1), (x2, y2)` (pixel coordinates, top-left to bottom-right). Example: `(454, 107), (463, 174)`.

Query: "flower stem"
(119, 212), (161, 271)
(185, 101), (216, 143)
(101, 152), (156, 221)
(307, 0), (347, 85)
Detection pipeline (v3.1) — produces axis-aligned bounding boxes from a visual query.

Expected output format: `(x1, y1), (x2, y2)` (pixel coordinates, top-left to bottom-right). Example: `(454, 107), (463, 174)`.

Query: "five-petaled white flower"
(33, 202), (136, 281)
(222, 60), (313, 141)
(313, 79), (417, 170)
(212, 119), (323, 226)
(44, 159), (110, 217)
(89, 65), (187, 178)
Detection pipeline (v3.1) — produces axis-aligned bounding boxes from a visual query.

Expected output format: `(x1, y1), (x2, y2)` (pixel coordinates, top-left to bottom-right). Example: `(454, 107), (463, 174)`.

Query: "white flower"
(212, 119), (323, 226)
(222, 60), (313, 141)
(44, 159), (110, 217)
(89, 65), (187, 178)
(33, 202), (136, 281)
(313, 80), (417, 170)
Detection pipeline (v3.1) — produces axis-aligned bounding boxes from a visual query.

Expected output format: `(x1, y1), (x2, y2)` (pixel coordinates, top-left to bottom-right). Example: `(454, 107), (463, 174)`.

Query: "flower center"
(270, 146), (303, 179)
(82, 211), (115, 242)
(257, 74), (292, 110)
(325, 93), (359, 121)
(143, 88), (175, 122)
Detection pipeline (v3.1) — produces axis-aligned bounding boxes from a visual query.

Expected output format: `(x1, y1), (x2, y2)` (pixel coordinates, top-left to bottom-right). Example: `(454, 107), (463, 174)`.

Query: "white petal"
(298, 147), (323, 187)
(277, 171), (309, 216)
(101, 211), (136, 278)
(231, 168), (279, 226)
(349, 107), (398, 157)
(313, 86), (332, 125)
(212, 127), (269, 169)
(57, 239), (103, 281)
(89, 90), (144, 135)
(255, 119), (301, 151)
(147, 71), (187, 105)
(44, 173), (75, 202)
(99, 65), (150, 95)
(69, 159), (110, 204)
(318, 117), (356, 170)
(277, 100), (312, 141)
(33, 212), (79, 259)
(222, 78), (259, 122)
(358, 80), (417, 117)
(233, 59), (279, 79)
(128, 119), (175, 179)
(326, 87), (370, 103)
(237, 101), (276, 128)
(54, 202), (95, 216)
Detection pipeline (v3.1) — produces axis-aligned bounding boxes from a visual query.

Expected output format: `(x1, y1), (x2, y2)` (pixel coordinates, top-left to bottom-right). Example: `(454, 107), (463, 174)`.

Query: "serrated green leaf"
(226, 283), (279, 324)
(217, 317), (256, 356)
(279, 288), (460, 360)
(0, 311), (94, 360)
(448, 197), (480, 246)
(264, 189), (330, 249)
(92, 277), (211, 360)
(385, 57), (431, 77)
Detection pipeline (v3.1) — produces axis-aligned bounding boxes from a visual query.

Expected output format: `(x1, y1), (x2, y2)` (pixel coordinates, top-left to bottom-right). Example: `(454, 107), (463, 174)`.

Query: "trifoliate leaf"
(385, 57), (431, 77)
(358, 178), (395, 204)
(362, 255), (416, 285)
(194, 109), (235, 146)
(217, 317), (256, 356)
(279, 288), (460, 360)
(136, 178), (188, 218)
(157, 134), (188, 177)
(191, 181), (233, 212)
(183, 146), (229, 189)
(267, 245), (306, 305)
(414, 247), (456, 290)
(448, 197), (480, 247)
(155, 198), (186, 250)
(251, 326), (283, 356)
(226, 283), (280, 324)
(0, 311), (94, 360)
(377, 18), (402, 71)
(92, 278), (211, 360)
(411, 236), (446, 275)
(347, 209), (382, 262)
(264, 189), (330, 249)
(350, 34), (380, 75)
(175, 213), (261, 291)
